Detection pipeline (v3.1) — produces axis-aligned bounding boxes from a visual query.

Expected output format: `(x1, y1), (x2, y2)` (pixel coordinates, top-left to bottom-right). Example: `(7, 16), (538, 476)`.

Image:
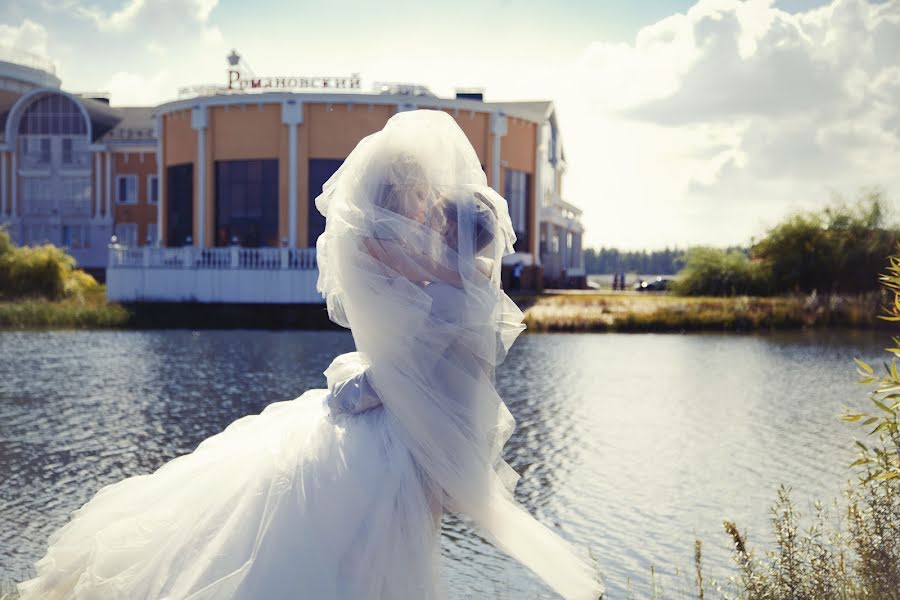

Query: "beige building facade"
(0, 52), (584, 290)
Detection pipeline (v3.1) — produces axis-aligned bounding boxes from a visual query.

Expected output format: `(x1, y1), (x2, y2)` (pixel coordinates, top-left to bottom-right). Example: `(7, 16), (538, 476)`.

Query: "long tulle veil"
(315, 109), (602, 600)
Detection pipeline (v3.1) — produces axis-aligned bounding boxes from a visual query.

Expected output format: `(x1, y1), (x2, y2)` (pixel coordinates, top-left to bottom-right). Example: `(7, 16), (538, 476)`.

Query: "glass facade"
(504, 168), (531, 253)
(307, 159), (343, 247)
(214, 159), (279, 247)
(166, 163), (193, 246)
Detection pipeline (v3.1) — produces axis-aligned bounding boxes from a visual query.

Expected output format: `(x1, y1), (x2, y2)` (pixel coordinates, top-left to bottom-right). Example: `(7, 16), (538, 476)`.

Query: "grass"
(0, 285), (129, 329)
(517, 291), (886, 333)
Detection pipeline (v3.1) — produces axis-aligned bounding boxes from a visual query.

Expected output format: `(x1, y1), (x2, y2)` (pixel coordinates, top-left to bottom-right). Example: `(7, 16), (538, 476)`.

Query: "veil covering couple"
(19, 110), (602, 600)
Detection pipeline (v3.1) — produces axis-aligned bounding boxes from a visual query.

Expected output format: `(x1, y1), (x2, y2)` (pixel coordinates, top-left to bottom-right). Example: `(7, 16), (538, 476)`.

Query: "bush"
(715, 246), (900, 600)
(671, 247), (771, 296)
(0, 227), (98, 301)
(752, 191), (899, 294)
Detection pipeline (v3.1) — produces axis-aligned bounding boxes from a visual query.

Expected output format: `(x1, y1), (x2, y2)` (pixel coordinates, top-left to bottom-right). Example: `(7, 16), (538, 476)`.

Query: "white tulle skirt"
(18, 391), (444, 600)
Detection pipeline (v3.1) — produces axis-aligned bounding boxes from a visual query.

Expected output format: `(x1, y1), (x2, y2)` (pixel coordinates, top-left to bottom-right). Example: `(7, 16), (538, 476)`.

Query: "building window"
(18, 93), (88, 136)
(145, 223), (158, 246)
(20, 137), (52, 169)
(62, 138), (73, 164)
(214, 159), (279, 247)
(27, 224), (54, 245)
(59, 177), (91, 215)
(167, 164), (193, 246)
(62, 225), (89, 249)
(148, 175), (159, 204)
(308, 159), (344, 247)
(117, 175), (138, 204)
(503, 168), (531, 253)
(114, 223), (138, 246)
(22, 178), (54, 214)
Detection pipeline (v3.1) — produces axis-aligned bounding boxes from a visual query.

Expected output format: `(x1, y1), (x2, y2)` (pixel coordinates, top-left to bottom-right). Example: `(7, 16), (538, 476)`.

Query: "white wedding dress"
(19, 110), (602, 600)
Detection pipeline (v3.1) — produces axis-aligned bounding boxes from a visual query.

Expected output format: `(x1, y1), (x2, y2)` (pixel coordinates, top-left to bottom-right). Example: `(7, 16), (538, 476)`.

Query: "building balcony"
(541, 193), (583, 233)
(106, 245), (322, 303)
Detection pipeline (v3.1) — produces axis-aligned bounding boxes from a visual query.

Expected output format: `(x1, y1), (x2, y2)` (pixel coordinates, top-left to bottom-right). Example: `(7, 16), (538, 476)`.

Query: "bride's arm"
(360, 238), (463, 286)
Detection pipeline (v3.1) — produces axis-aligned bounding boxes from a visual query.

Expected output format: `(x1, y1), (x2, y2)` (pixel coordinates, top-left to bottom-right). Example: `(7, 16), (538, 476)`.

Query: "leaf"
(872, 421), (890, 434)
(856, 440), (869, 452)
(862, 417), (879, 426)
(873, 399), (896, 414)
(842, 414), (865, 422)
(854, 358), (874, 374)
(875, 472), (899, 480)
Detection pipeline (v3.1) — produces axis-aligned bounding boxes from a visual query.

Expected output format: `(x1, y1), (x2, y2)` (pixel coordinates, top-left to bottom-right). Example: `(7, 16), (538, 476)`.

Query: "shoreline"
(0, 289), (893, 333)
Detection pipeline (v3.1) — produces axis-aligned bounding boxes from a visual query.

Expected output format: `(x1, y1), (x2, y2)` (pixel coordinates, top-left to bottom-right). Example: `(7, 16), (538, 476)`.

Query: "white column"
(281, 99), (303, 248)
(489, 112), (507, 194)
(10, 153), (16, 219)
(94, 152), (102, 220)
(1, 152), (6, 217)
(105, 151), (112, 222)
(155, 116), (163, 247)
(191, 106), (208, 248)
(532, 122), (544, 265)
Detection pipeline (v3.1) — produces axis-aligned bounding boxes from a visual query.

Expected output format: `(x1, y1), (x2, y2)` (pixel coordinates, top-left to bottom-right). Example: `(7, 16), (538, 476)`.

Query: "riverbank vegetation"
(684, 249), (900, 600)
(0, 228), (128, 329)
(673, 192), (899, 297)
(519, 291), (885, 333)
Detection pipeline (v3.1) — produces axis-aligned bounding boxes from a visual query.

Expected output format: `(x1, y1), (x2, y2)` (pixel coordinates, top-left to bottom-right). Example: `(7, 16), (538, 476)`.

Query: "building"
(0, 51), (585, 301)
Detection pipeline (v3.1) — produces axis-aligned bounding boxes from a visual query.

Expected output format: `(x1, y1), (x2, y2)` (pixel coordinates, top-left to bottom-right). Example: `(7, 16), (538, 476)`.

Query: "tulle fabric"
(315, 109), (601, 599)
(19, 109), (601, 600)
(18, 392), (444, 600)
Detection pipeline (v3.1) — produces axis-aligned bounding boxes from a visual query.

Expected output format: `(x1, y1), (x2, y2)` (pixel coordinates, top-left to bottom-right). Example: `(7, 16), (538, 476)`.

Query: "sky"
(0, 0), (897, 250)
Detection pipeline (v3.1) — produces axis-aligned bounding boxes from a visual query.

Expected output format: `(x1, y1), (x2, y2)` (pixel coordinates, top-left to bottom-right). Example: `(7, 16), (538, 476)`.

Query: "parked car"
(635, 276), (670, 292)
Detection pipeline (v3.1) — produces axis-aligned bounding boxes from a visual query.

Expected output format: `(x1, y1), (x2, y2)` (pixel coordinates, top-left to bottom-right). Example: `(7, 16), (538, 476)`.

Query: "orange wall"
(112, 151), (159, 245)
(158, 101), (540, 255)
(306, 103), (393, 159)
(501, 117), (536, 173)
(162, 110), (197, 245)
(499, 118), (538, 257)
(444, 109), (489, 166)
(210, 104), (282, 160)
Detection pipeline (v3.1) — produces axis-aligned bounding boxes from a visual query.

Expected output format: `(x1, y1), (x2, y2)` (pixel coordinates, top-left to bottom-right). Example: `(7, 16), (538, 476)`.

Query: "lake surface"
(0, 329), (890, 598)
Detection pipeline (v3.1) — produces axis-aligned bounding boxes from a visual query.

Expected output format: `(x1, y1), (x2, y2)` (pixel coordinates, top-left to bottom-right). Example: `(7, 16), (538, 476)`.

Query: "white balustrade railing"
(108, 245), (318, 271)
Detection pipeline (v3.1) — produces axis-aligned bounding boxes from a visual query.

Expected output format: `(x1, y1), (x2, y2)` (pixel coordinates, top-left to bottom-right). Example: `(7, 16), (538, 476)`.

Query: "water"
(0, 329), (890, 598)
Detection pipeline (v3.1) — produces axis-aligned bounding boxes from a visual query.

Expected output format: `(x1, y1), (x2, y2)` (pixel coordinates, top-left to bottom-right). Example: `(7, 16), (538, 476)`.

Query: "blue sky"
(1, 0), (896, 249)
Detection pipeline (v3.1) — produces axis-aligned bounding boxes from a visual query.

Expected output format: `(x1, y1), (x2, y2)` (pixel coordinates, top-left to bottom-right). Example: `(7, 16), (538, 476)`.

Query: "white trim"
(153, 92), (549, 126)
(281, 99), (303, 248)
(116, 174), (138, 204)
(1, 153), (6, 216)
(10, 153), (16, 219)
(489, 113), (507, 194)
(192, 106), (207, 248)
(533, 122), (542, 265)
(104, 152), (111, 220)
(155, 116), (163, 247)
(3, 87), (93, 146)
(94, 152), (101, 219)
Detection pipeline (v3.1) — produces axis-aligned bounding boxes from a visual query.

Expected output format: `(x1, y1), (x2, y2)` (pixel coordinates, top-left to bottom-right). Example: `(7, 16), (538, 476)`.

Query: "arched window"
(16, 93), (92, 221)
(18, 93), (88, 136)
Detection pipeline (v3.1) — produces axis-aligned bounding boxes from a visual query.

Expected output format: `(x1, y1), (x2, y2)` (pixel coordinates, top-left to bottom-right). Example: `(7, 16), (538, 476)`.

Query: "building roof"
(100, 105), (155, 143)
(485, 100), (553, 123)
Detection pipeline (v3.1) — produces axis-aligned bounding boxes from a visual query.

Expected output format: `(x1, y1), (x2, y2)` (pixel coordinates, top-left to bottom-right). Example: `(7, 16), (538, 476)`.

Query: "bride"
(18, 110), (602, 600)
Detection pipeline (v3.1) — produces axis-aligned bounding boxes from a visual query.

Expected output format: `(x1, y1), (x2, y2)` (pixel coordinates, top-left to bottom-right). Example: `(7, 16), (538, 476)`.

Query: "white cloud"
(567, 0), (900, 249)
(0, 18), (50, 57)
(42, 0), (219, 35)
(104, 69), (169, 106)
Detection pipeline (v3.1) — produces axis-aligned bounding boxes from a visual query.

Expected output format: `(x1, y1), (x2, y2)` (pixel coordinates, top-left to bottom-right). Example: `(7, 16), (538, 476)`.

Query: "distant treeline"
(584, 246), (749, 275)
(583, 247), (687, 275)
